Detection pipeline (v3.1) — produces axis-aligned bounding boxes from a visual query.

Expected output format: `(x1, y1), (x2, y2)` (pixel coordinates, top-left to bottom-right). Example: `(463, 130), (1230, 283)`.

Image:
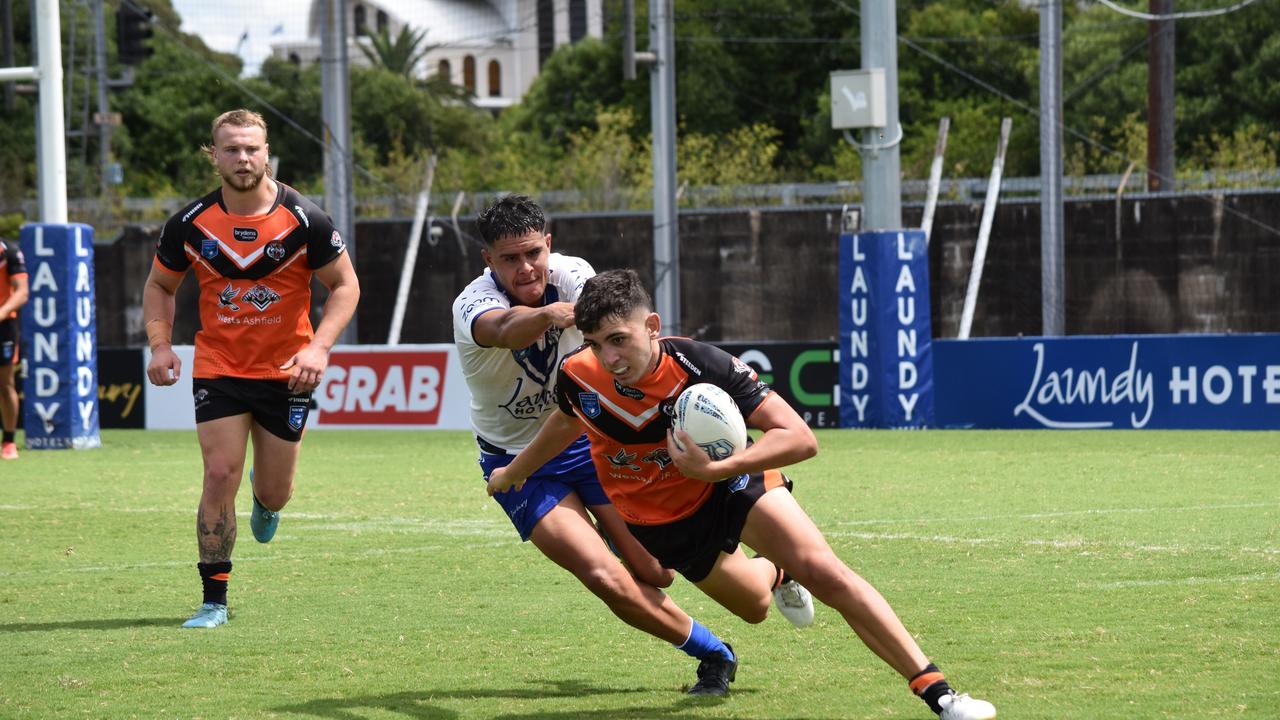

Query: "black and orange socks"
(910, 663), (954, 715)
(197, 561), (232, 607)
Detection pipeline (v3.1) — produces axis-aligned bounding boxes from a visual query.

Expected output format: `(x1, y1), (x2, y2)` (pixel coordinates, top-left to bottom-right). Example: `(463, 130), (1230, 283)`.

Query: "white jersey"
(452, 253), (594, 451)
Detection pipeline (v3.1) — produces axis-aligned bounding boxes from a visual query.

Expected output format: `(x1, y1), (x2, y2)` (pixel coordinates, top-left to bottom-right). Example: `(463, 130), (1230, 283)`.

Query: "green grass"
(1, 429), (1277, 719)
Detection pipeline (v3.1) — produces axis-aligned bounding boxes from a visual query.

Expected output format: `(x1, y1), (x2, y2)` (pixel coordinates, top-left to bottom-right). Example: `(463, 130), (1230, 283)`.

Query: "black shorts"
(627, 470), (793, 583)
(192, 377), (313, 442)
(0, 319), (18, 366)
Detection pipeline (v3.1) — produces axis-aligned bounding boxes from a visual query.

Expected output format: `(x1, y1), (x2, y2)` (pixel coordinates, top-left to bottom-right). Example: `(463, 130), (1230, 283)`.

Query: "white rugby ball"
(674, 383), (748, 461)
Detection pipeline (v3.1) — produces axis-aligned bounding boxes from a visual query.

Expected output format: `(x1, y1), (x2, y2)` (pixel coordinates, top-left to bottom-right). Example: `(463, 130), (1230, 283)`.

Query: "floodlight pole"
(859, 0), (901, 231)
(321, 0), (357, 342)
(1039, 0), (1065, 335)
(649, 0), (679, 336)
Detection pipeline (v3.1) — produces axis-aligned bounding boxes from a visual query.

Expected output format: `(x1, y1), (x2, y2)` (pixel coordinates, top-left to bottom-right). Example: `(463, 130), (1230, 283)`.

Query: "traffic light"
(116, 3), (154, 65)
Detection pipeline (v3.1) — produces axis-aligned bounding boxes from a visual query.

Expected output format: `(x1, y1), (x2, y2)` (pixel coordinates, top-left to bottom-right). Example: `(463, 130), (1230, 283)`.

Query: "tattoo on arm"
(197, 504), (236, 563)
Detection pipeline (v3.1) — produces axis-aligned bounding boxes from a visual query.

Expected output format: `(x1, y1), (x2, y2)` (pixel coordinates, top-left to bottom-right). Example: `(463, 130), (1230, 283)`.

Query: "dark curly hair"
(475, 194), (546, 247)
(575, 269), (653, 333)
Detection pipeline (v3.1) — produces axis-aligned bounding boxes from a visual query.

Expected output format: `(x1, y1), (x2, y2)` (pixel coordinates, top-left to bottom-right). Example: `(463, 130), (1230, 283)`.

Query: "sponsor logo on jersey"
(606, 448), (641, 471)
(330, 230), (344, 249)
(614, 380), (644, 400)
(233, 227), (258, 242)
(674, 352), (702, 376)
(727, 474), (750, 492)
(266, 241), (287, 261)
(642, 447), (673, 469)
(732, 356), (757, 379)
(218, 283), (242, 311)
(242, 283), (281, 311)
(201, 238), (219, 259)
(181, 202), (204, 223)
(499, 377), (555, 421)
(313, 350), (449, 426)
(294, 205), (310, 228)
(659, 398), (678, 418)
(579, 392), (601, 418)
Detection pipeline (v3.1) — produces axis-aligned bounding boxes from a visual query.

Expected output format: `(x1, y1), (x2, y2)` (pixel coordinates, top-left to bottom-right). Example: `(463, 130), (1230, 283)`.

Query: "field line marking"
(0, 540), (514, 578)
(830, 501), (1280, 527)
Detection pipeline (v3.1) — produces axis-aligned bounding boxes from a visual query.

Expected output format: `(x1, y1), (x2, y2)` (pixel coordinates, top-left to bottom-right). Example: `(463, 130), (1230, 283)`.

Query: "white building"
(273, 0), (604, 110)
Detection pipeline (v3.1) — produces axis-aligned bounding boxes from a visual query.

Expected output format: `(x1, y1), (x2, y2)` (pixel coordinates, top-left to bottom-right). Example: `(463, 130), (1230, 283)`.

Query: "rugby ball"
(674, 383), (748, 461)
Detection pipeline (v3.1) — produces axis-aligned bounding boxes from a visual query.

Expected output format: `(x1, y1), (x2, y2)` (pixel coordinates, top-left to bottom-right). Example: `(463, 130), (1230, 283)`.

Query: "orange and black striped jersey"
(0, 240), (27, 320)
(555, 337), (772, 525)
(154, 182), (346, 380)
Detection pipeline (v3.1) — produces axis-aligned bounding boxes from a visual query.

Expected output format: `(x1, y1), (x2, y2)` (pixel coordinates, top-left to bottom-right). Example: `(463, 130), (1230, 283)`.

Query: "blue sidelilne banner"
(935, 335), (1280, 430)
(19, 224), (101, 449)
(838, 230), (935, 428)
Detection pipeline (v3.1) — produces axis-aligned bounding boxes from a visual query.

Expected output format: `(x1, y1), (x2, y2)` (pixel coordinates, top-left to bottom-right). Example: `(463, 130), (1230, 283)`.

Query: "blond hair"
(202, 109), (271, 175)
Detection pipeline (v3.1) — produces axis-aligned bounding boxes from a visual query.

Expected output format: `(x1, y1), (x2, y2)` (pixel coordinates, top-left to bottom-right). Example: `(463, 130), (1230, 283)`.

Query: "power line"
(827, 0), (1280, 239)
(1093, 0), (1264, 21)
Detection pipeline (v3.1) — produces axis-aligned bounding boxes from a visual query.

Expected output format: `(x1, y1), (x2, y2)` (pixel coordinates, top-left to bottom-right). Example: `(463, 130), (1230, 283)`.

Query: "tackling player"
(454, 195), (802, 695)
(488, 269), (997, 719)
(143, 109), (360, 628)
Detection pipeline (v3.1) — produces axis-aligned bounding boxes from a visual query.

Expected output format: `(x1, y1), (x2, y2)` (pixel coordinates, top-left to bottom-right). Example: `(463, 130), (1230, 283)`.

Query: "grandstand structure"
(271, 0), (604, 109)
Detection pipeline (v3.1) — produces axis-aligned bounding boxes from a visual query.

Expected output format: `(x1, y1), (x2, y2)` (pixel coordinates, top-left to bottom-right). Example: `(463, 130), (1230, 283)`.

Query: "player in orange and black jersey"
(0, 238), (29, 460)
(488, 270), (997, 720)
(142, 109), (360, 630)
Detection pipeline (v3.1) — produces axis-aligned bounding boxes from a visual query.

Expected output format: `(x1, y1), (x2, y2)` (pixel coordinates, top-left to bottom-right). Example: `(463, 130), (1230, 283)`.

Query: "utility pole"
(3, 0), (15, 112)
(320, 0), (357, 341)
(648, 0), (679, 335)
(1147, 0), (1175, 191)
(859, 0), (902, 231)
(94, 0), (111, 197)
(1040, 0), (1064, 336)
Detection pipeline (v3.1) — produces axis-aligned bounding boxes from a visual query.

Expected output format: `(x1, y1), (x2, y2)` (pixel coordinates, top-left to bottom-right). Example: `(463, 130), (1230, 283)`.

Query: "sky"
(170, 0), (312, 75)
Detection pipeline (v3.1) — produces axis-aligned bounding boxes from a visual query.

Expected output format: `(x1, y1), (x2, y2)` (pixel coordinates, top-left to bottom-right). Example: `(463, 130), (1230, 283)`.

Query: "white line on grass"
(825, 530), (1280, 555)
(0, 540), (514, 577)
(830, 501), (1280, 527)
(1094, 572), (1280, 589)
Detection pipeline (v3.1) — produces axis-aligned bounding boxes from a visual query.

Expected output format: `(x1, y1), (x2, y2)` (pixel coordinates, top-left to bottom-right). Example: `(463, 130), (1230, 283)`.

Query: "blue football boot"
(248, 469), (280, 543)
(181, 603), (228, 628)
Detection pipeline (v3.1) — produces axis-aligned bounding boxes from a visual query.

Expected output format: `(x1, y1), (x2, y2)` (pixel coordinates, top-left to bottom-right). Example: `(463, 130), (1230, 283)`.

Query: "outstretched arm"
(472, 301), (576, 350)
(487, 410), (587, 496)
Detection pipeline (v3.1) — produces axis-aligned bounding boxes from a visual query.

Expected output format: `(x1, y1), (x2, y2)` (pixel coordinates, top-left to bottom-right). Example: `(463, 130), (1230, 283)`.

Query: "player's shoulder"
(278, 184), (325, 229)
(661, 337), (730, 375)
(164, 187), (221, 230)
(548, 252), (593, 276)
(452, 271), (507, 327)
(560, 343), (596, 375)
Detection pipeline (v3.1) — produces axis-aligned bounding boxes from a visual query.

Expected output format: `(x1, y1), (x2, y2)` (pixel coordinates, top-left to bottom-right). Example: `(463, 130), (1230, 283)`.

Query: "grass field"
(1, 429), (1277, 719)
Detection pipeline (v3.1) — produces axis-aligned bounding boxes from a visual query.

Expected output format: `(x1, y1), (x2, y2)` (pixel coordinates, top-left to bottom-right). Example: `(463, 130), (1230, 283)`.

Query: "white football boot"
(772, 578), (815, 628)
(938, 691), (997, 720)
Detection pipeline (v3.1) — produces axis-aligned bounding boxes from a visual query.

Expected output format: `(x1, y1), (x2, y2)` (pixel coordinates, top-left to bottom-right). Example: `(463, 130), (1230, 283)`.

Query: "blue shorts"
(479, 434), (610, 541)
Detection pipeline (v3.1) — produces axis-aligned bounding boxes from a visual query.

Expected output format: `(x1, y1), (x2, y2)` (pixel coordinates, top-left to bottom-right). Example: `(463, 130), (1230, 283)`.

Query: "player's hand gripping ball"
(673, 383), (748, 461)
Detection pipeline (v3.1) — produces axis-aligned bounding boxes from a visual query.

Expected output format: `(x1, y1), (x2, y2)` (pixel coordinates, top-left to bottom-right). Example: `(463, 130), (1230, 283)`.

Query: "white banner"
(144, 344), (472, 431)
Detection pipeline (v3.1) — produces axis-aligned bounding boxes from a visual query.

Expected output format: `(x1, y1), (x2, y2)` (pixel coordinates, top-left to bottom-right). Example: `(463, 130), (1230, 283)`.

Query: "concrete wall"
(96, 190), (1280, 347)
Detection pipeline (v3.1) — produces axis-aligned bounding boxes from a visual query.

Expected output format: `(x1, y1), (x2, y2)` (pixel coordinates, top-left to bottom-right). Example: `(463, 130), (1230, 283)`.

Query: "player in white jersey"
(452, 195), (740, 696)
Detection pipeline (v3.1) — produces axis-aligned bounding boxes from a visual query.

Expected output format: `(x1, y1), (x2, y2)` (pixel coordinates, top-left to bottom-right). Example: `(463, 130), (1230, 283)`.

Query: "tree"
(358, 26), (433, 78)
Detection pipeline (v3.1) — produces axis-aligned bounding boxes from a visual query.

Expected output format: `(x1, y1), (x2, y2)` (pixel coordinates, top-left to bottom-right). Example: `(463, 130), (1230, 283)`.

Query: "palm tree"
(359, 25), (434, 78)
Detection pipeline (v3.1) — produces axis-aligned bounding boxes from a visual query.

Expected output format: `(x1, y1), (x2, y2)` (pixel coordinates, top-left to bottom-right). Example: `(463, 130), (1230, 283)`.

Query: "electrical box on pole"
(116, 4), (153, 65)
(830, 69), (886, 129)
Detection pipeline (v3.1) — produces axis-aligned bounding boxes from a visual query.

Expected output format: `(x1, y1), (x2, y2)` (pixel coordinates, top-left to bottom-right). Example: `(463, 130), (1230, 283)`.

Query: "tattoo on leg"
(197, 504), (236, 563)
